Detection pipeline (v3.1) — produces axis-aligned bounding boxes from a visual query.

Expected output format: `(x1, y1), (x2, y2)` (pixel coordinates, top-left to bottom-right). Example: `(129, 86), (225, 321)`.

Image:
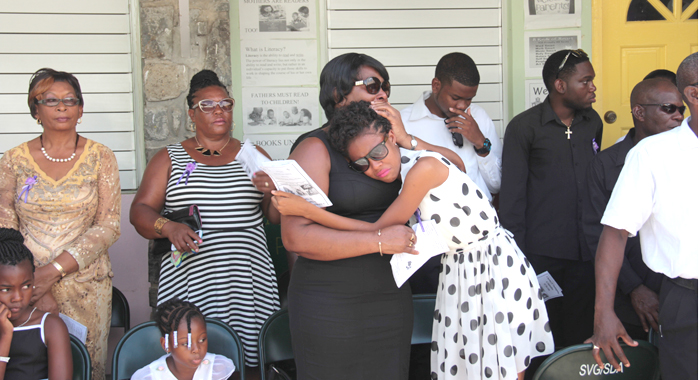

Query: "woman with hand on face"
(283, 53), (464, 380)
(0, 68), (121, 380)
(130, 70), (279, 380)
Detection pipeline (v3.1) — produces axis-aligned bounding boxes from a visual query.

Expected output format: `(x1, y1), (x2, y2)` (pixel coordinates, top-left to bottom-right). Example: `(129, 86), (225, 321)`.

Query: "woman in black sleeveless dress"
(282, 53), (465, 380)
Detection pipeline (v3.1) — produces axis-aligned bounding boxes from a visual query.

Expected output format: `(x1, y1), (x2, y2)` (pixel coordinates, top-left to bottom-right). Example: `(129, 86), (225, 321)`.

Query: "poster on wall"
(239, 0), (316, 39)
(242, 133), (303, 160)
(242, 87), (319, 134)
(524, 30), (581, 77)
(525, 79), (549, 109)
(241, 39), (318, 86)
(524, 0), (581, 30)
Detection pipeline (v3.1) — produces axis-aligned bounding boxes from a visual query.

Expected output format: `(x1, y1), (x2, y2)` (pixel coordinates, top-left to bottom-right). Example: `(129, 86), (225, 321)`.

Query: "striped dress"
(157, 143), (280, 366)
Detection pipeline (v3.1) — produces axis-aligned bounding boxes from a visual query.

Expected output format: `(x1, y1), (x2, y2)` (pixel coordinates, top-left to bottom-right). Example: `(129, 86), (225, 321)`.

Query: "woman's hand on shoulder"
(33, 293), (59, 315)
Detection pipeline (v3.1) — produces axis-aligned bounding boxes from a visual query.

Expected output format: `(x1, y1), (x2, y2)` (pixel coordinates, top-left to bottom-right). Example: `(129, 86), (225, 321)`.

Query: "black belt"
(668, 277), (698, 292)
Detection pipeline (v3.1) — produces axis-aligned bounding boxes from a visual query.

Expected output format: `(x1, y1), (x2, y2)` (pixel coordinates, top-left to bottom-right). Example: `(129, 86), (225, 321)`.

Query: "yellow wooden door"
(592, 0), (698, 148)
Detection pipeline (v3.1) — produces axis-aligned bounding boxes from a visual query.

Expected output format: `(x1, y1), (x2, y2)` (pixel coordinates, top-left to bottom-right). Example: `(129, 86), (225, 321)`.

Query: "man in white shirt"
(401, 52), (503, 202)
(588, 52), (698, 379)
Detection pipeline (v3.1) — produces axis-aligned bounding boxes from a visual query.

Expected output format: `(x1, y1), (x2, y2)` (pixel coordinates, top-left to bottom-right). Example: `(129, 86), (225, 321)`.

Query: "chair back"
(532, 341), (661, 380)
(111, 286), (131, 331)
(258, 308), (293, 380)
(112, 318), (245, 380)
(70, 334), (91, 380)
(411, 294), (436, 345)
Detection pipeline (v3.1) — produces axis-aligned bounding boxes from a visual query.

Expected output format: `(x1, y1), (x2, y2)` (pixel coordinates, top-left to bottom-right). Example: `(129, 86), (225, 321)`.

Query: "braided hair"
(154, 298), (204, 337)
(186, 70), (229, 109)
(0, 228), (35, 271)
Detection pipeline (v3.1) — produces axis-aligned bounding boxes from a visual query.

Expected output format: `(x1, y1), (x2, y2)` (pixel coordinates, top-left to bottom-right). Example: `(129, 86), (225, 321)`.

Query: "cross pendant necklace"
(565, 119), (573, 140)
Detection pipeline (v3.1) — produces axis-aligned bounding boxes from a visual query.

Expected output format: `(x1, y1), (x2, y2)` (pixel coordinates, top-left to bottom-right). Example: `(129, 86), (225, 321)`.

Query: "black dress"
(288, 129), (413, 380)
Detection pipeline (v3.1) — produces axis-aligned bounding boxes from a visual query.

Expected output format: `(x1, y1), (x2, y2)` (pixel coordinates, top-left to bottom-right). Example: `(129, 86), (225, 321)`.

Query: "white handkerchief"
(390, 220), (449, 288)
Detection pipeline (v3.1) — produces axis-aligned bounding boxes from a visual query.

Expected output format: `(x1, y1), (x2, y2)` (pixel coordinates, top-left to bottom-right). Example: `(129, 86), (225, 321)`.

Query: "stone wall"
(140, 0), (232, 306)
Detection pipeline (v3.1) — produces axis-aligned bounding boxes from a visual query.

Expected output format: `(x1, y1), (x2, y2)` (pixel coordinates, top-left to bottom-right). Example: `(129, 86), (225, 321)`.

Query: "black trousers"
(658, 277), (698, 379)
(526, 254), (595, 348)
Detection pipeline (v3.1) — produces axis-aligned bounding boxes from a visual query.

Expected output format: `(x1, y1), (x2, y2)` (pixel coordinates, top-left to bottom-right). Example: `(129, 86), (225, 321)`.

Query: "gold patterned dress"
(0, 139), (121, 380)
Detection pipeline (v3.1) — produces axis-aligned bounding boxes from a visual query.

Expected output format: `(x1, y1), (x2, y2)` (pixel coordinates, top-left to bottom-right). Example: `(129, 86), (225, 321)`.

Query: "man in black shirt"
(582, 78), (683, 340)
(500, 49), (603, 349)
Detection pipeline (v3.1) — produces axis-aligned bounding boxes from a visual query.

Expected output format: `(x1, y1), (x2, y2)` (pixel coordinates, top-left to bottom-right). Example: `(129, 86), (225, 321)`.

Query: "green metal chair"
(111, 286), (130, 331)
(70, 334), (91, 380)
(111, 318), (245, 380)
(411, 294), (436, 345)
(532, 341), (660, 380)
(258, 307), (293, 380)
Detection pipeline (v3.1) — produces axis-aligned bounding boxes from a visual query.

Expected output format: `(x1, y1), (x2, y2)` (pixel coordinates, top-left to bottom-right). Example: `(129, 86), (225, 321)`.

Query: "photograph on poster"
(525, 79), (549, 109)
(524, 30), (580, 77)
(242, 133), (302, 160)
(241, 0), (315, 38)
(241, 39), (317, 86)
(524, 0), (581, 30)
(242, 87), (319, 134)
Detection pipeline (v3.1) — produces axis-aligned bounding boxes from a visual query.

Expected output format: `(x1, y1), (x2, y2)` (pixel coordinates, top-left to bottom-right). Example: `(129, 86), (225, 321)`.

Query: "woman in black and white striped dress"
(130, 70), (280, 379)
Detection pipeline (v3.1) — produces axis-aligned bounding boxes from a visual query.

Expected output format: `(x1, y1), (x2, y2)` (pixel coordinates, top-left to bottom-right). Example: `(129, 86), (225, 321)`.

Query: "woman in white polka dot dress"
(273, 101), (554, 380)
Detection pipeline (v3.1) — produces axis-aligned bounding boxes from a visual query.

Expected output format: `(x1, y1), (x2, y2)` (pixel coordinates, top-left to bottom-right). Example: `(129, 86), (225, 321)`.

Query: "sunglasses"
(191, 98), (235, 113)
(556, 49), (588, 78)
(348, 135), (390, 173)
(35, 97), (81, 107)
(354, 77), (391, 97)
(639, 103), (686, 115)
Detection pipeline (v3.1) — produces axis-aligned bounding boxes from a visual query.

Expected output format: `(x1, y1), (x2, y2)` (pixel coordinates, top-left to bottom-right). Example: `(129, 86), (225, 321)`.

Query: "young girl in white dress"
(131, 299), (235, 380)
(272, 101), (554, 380)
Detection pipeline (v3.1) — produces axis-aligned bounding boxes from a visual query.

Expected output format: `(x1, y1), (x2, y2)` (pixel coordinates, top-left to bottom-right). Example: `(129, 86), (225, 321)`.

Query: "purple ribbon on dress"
(18, 176), (37, 203)
(414, 208), (425, 232)
(592, 138), (600, 155)
(176, 162), (197, 185)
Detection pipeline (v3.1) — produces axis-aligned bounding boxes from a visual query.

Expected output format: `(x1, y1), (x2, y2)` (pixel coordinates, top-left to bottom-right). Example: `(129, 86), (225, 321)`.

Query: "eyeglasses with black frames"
(348, 135), (390, 173)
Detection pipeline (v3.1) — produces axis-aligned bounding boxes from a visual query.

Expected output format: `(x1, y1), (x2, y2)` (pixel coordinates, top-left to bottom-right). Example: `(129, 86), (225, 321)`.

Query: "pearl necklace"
(41, 134), (79, 163)
(16, 307), (37, 327)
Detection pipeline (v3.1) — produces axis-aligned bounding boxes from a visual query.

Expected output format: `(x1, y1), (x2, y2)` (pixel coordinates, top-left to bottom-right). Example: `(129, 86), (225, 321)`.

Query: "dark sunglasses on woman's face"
(35, 97), (81, 107)
(192, 98), (235, 113)
(354, 77), (391, 97)
(348, 135), (390, 172)
(639, 103), (686, 115)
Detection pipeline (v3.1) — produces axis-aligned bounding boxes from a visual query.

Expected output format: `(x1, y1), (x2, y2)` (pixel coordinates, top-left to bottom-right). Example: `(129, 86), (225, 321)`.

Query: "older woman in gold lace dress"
(0, 68), (120, 380)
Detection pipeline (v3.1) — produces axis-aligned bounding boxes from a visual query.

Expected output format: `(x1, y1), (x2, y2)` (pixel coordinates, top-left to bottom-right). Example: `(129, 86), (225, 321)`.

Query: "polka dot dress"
(400, 151), (554, 380)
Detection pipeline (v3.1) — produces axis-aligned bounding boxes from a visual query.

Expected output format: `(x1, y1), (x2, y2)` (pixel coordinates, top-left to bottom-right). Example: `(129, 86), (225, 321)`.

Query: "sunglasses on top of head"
(354, 77), (391, 97)
(638, 103), (686, 115)
(556, 49), (588, 79)
(348, 135), (390, 173)
(191, 98), (235, 113)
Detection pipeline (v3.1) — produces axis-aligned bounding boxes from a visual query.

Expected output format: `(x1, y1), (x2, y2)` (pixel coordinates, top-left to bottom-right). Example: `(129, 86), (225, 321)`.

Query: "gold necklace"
(194, 136), (230, 156)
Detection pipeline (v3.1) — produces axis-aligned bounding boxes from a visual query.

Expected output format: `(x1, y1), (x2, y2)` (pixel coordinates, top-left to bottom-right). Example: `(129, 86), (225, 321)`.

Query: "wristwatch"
(473, 138), (492, 155)
(409, 135), (418, 150)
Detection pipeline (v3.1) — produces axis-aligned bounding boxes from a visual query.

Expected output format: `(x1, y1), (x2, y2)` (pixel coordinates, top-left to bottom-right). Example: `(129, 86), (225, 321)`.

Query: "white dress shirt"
(401, 91), (503, 200)
(601, 118), (699, 279)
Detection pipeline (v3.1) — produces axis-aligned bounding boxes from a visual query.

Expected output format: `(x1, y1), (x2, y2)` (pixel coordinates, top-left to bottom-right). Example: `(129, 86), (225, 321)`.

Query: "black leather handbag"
(152, 205), (202, 256)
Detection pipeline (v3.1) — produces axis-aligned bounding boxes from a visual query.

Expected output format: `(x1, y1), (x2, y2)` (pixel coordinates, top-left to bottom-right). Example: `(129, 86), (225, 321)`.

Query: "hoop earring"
(188, 121), (196, 133)
(232, 120), (237, 131)
(77, 118), (82, 124)
(37, 119), (42, 125)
